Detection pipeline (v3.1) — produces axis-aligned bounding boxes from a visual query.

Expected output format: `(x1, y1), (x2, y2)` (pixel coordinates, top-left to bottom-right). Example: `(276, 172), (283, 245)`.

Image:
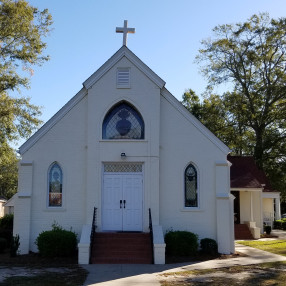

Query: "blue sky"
(14, 0), (286, 146)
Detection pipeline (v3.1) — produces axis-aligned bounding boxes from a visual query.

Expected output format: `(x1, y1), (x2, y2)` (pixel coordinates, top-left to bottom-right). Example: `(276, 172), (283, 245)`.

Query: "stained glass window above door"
(102, 102), (144, 139)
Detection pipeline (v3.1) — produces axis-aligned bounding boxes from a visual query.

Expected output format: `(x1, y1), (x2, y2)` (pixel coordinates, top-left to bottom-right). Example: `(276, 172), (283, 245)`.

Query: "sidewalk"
(83, 240), (286, 286)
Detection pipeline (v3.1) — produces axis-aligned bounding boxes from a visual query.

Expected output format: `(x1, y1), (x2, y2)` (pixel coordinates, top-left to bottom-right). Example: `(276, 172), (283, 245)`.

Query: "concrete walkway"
(83, 234), (286, 286)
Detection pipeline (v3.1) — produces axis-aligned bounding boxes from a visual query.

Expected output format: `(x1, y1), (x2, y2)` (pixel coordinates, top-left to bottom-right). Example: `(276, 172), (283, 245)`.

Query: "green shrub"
(35, 223), (77, 257)
(200, 238), (218, 255)
(10, 234), (20, 257)
(0, 214), (13, 229)
(0, 237), (7, 253)
(165, 230), (198, 256)
(264, 225), (271, 235)
(273, 220), (282, 229)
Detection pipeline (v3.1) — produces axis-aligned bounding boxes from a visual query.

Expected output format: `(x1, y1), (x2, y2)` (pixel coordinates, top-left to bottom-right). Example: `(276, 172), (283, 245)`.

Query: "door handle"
(120, 200), (122, 208)
(123, 200), (126, 208)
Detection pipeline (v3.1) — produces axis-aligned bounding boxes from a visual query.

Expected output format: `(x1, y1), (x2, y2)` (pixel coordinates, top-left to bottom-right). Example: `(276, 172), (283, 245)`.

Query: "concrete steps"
(91, 232), (153, 264)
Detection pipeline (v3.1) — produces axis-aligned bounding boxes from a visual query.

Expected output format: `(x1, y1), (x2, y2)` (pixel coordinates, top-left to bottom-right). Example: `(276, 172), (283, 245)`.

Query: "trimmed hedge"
(0, 237), (7, 253)
(273, 219), (286, 230)
(200, 238), (218, 255)
(0, 214), (13, 247)
(35, 224), (77, 258)
(0, 214), (13, 229)
(165, 230), (198, 256)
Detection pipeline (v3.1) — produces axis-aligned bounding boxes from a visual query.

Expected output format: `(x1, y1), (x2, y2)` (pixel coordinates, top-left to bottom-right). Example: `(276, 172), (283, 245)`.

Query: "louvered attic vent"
(117, 68), (130, 88)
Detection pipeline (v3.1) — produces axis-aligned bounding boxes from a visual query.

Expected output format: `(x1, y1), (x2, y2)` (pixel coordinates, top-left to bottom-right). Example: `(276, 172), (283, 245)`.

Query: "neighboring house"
(13, 44), (235, 264)
(229, 156), (281, 239)
(0, 196), (7, 218)
(4, 194), (16, 215)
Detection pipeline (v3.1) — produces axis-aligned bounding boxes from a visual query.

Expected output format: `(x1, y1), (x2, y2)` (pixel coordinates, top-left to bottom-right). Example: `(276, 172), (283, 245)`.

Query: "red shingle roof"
(228, 155), (274, 192)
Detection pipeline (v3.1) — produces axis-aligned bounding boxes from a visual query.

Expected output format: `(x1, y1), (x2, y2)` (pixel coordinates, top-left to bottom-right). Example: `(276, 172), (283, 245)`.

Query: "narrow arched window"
(185, 164), (198, 207)
(102, 102), (144, 139)
(48, 162), (63, 207)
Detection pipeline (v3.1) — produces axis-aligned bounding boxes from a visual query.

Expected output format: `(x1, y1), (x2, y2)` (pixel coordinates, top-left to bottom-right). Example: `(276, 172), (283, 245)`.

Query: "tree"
(0, 0), (52, 198)
(0, 0), (52, 92)
(0, 142), (18, 199)
(195, 13), (286, 194)
(182, 89), (252, 155)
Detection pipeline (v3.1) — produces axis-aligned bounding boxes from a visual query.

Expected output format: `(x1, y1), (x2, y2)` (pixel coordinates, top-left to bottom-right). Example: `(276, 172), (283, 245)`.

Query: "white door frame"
(101, 164), (144, 232)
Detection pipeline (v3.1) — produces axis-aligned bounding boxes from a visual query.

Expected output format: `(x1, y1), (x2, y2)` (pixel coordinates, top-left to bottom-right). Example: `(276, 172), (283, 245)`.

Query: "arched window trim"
(102, 101), (145, 140)
(47, 162), (63, 208)
(184, 162), (199, 208)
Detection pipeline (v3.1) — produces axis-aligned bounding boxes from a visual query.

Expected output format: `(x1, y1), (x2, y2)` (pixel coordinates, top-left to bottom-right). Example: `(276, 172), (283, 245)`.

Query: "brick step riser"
(91, 258), (153, 264)
(93, 247), (151, 252)
(95, 234), (150, 238)
(93, 241), (151, 246)
(92, 250), (152, 257)
(93, 241), (151, 247)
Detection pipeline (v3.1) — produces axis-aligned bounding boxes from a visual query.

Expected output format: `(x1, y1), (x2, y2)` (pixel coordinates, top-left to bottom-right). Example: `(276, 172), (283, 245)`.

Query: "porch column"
(250, 192), (254, 222)
(275, 198), (281, 220)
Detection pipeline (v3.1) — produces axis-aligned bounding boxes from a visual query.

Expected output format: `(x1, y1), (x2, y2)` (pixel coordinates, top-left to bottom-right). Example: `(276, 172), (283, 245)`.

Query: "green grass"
(237, 240), (286, 256)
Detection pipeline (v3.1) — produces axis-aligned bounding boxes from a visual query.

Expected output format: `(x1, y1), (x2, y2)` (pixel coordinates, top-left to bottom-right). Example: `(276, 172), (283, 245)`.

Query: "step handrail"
(89, 207), (97, 263)
(149, 208), (154, 263)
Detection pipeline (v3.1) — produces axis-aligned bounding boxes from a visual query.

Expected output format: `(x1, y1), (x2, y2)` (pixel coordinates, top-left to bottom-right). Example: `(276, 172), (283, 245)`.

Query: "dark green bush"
(200, 238), (218, 255)
(0, 237), (7, 253)
(0, 229), (12, 246)
(165, 230), (198, 256)
(0, 214), (13, 229)
(264, 225), (271, 235)
(10, 234), (20, 257)
(35, 223), (77, 258)
(273, 220), (282, 229)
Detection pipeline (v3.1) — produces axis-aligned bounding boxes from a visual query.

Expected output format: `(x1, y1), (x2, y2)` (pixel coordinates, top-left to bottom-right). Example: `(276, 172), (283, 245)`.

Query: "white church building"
(13, 22), (235, 264)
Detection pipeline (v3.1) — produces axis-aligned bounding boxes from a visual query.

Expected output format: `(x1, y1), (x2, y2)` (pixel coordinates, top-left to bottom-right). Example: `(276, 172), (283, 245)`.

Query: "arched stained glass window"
(102, 102), (144, 139)
(185, 163), (198, 207)
(48, 162), (63, 207)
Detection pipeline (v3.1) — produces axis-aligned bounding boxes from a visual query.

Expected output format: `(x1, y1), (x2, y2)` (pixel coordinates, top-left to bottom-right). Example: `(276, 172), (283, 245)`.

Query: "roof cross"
(116, 20), (135, 46)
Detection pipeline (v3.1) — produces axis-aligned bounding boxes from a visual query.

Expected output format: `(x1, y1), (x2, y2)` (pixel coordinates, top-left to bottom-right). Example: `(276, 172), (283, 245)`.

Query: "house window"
(185, 163), (198, 207)
(48, 162), (63, 207)
(102, 102), (144, 139)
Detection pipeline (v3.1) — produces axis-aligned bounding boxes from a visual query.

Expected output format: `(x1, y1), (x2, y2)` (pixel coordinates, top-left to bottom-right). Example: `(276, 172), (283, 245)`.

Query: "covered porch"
(228, 156), (281, 240)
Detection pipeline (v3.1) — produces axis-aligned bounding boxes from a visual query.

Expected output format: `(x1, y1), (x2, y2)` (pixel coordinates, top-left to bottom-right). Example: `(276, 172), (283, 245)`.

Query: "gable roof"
(228, 155), (274, 192)
(83, 46), (166, 89)
(19, 46), (229, 155)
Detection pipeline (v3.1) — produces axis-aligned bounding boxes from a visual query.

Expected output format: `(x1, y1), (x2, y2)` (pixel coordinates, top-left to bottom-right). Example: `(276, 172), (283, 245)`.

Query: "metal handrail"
(89, 207), (97, 263)
(149, 208), (154, 264)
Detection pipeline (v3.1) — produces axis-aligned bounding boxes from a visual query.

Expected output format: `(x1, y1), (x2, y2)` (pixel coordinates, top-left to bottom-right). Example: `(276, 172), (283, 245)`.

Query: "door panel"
(102, 175), (122, 231)
(122, 175), (143, 231)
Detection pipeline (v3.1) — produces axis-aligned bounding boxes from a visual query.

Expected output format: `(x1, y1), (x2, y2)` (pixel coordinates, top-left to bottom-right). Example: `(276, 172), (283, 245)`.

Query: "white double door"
(102, 173), (143, 231)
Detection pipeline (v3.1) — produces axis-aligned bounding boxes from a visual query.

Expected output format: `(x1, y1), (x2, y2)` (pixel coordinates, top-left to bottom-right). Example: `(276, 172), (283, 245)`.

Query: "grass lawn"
(160, 240), (286, 285)
(237, 240), (286, 256)
(159, 261), (286, 285)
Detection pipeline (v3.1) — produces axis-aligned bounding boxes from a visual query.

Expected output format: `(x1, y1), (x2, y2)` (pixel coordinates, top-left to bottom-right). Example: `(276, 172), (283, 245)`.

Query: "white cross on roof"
(116, 20), (135, 46)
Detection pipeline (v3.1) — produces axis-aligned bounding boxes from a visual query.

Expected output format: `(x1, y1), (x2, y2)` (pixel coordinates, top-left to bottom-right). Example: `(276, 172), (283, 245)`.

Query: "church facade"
(13, 44), (235, 263)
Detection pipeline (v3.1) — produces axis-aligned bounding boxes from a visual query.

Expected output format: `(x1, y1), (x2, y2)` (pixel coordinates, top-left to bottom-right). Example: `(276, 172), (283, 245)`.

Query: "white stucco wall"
(263, 198), (273, 214)
(16, 96), (87, 252)
(159, 94), (232, 247)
